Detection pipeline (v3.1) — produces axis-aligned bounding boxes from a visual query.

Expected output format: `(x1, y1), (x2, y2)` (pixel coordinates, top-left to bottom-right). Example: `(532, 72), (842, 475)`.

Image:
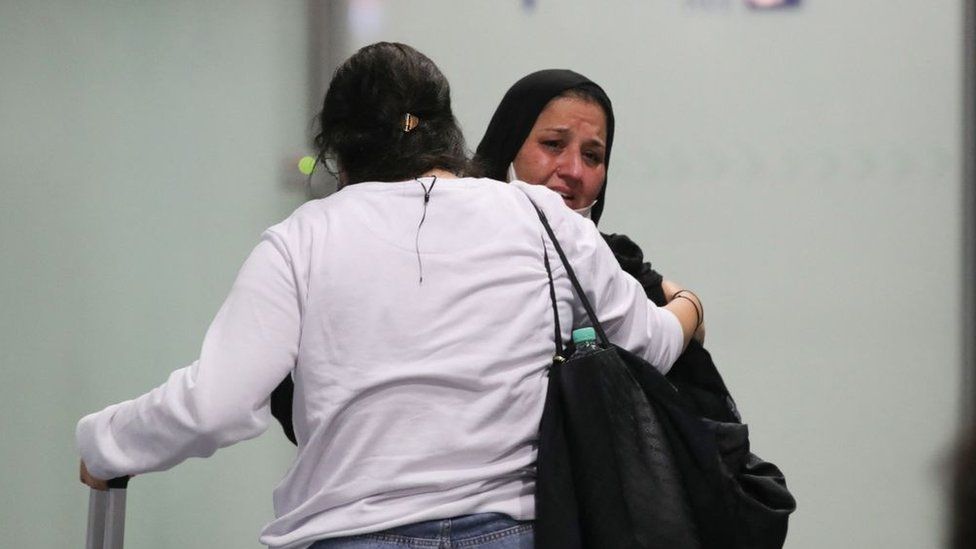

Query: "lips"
(547, 184), (574, 203)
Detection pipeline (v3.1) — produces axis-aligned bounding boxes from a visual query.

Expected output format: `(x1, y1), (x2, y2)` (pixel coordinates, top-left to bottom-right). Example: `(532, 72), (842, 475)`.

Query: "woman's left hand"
(661, 278), (682, 302)
(79, 460), (108, 491)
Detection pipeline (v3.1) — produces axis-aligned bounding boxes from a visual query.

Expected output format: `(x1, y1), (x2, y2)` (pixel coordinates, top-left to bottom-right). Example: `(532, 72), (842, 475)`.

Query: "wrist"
(671, 290), (703, 329)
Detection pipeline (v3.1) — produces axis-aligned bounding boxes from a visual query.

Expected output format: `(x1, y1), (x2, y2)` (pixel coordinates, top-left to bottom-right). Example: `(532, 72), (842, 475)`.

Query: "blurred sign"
(745, 0), (801, 8)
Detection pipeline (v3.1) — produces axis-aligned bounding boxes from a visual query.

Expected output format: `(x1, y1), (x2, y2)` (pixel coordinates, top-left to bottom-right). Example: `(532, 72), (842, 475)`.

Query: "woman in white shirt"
(76, 42), (704, 549)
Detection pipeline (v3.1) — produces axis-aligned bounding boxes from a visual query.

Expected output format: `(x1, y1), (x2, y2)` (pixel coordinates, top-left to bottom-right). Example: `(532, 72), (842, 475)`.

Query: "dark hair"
(313, 42), (469, 184)
(473, 69), (615, 224)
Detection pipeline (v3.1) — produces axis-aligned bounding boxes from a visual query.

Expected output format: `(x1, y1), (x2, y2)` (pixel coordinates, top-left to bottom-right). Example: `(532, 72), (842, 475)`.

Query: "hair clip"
(403, 113), (420, 132)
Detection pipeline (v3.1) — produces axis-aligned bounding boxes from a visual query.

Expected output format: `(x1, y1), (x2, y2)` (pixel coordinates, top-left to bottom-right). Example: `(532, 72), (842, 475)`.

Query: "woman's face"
(512, 96), (607, 211)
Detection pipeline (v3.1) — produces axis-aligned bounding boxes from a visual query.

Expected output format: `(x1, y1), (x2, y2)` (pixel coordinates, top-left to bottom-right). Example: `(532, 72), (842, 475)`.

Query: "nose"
(556, 149), (584, 184)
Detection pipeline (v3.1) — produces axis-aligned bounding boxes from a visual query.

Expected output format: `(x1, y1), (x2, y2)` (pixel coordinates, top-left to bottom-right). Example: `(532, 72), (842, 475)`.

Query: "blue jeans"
(308, 513), (533, 549)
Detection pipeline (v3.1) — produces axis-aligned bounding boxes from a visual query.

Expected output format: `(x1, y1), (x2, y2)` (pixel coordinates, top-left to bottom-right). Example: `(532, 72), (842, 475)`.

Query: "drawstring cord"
(414, 175), (437, 284)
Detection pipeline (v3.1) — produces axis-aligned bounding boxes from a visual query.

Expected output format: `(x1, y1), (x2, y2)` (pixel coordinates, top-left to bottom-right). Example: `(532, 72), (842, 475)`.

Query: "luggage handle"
(86, 477), (130, 549)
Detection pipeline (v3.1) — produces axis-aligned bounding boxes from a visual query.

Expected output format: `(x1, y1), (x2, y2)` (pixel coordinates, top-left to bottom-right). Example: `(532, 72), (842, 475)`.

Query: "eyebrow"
(538, 127), (606, 149)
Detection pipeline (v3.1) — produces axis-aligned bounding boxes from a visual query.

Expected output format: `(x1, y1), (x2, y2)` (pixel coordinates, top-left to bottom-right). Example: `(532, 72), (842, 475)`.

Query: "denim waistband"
(309, 513), (533, 548)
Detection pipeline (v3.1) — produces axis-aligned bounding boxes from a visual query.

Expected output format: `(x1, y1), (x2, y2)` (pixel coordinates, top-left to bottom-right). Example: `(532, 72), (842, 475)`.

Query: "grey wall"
(965, 0), (976, 421)
(339, 1), (964, 548)
(0, 2), (315, 547)
(0, 1), (966, 548)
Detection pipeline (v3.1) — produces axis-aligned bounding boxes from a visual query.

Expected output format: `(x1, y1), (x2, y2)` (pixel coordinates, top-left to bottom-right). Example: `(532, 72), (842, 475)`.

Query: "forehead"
(531, 96), (608, 142)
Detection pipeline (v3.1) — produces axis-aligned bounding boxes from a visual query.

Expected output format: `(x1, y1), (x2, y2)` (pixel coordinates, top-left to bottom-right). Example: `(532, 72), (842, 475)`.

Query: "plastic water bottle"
(571, 327), (601, 357)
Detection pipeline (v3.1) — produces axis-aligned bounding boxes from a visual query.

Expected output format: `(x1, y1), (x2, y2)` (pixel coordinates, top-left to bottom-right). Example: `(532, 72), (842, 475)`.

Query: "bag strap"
(541, 240), (565, 359)
(528, 200), (611, 348)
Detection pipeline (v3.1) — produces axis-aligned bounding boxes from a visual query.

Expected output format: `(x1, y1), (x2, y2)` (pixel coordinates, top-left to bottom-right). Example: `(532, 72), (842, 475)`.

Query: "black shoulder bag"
(531, 204), (792, 549)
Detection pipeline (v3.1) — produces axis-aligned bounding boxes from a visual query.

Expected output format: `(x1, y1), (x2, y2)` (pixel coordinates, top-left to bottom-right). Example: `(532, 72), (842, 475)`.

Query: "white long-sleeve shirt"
(76, 177), (683, 549)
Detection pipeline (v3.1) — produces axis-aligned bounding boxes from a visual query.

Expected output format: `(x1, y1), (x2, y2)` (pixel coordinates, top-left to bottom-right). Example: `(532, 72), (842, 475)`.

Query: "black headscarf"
(474, 69), (615, 225)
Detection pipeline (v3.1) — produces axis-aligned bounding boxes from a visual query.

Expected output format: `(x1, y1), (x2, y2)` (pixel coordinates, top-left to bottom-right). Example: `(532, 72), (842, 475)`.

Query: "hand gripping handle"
(86, 477), (130, 549)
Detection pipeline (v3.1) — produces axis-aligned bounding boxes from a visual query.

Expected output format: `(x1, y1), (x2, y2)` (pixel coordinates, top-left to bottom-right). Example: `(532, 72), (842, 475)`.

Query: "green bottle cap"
(572, 327), (597, 344)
